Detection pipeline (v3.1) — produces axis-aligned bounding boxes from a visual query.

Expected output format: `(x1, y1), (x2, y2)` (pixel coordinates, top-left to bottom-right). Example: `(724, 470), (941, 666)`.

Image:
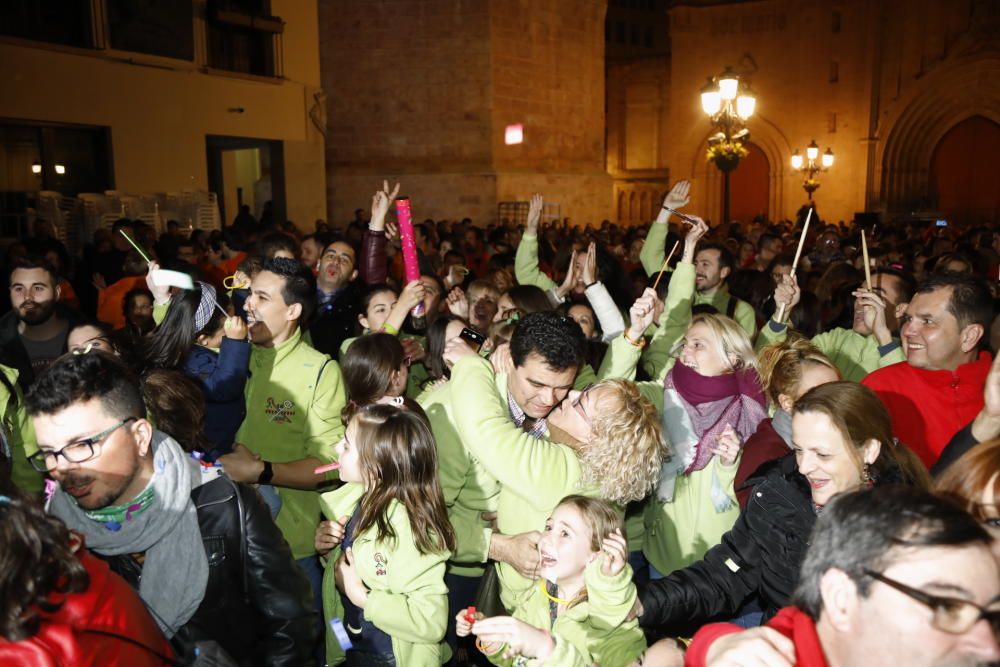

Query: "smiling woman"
(638, 381), (930, 637)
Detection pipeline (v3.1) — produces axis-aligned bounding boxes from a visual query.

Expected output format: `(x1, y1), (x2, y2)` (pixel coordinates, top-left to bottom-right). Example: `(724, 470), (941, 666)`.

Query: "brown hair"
(792, 382), (930, 489)
(141, 368), (212, 454)
(935, 439), (1000, 521)
(341, 333), (406, 423)
(0, 490), (89, 641)
(353, 402), (456, 555)
(758, 337), (839, 406)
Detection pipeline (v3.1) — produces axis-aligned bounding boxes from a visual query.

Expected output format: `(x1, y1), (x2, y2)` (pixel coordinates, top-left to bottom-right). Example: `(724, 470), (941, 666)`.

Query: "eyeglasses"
(28, 418), (137, 472)
(571, 384), (594, 427)
(863, 569), (1000, 635)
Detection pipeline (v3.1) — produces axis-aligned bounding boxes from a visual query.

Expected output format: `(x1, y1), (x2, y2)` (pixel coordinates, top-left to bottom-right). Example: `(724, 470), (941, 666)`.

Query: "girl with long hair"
(138, 283), (249, 459)
(458, 495), (646, 666)
(316, 402), (455, 666)
(340, 282), (428, 397)
(340, 333), (410, 423)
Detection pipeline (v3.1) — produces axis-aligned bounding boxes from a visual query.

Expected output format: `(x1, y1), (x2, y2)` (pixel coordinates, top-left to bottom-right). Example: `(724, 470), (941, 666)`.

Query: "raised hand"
(852, 287), (890, 345)
(582, 242), (598, 286)
(446, 286), (469, 319)
(527, 193), (544, 234)
(662, 180), (691, 211)
(555, 250), (579, 299)
(600, 529), (628, 577)
(223, 315), (248, 341)
(681, 216), (709, 263)
(369, 180), (401, 231)
(773, 273), (800, 319)
(145, 260), (170, 304)
(627, 287), (660, 340)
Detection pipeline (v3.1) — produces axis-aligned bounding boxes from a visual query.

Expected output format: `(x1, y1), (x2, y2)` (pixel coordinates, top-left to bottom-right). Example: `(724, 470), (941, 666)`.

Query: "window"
(106, 0), (194, 60)
(206, 0), (283, 77)
(0, 0), (93, 49)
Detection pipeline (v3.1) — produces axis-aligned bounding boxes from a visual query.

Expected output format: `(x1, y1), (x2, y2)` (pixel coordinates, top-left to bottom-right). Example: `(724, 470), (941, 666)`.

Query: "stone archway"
(687, 113), (790, 223)
(875, 56), (1000, 218)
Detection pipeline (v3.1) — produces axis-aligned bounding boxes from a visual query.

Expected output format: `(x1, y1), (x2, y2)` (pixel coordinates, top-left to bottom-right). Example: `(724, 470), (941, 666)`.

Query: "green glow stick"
(118, 229), (152, 264)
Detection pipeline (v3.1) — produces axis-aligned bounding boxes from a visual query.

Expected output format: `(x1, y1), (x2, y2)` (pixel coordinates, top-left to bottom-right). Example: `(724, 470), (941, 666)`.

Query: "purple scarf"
(665, 361), (767, 475)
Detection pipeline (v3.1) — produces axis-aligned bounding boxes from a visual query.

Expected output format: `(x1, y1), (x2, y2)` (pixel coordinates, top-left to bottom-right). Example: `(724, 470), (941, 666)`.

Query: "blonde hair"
(577, 379), (668, 504)
(758, 337), (839, 406)
(677, 313), (759, 373)
(467, 279), (500, 301)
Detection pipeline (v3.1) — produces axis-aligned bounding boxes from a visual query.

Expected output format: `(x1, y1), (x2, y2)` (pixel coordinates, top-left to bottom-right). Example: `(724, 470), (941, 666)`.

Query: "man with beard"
(112, 287), (156, 351)
(685, 487), (999, 667)
(307, 239), (360, 359)
(0, 256), (79, 389)
(756, 267), (913, 382)
(27, 350), (316, 665)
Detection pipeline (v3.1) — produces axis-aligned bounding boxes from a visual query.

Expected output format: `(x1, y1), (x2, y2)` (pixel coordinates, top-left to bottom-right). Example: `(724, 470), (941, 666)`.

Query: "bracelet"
(623, 329), (646, 348)
(257, 460), (274, 484)
(585, 281), (598, 289)
(379, 322), (399, 335)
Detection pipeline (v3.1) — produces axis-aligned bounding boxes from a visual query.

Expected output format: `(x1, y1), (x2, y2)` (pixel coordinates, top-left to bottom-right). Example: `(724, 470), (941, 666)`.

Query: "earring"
(861, 463), (872, 485)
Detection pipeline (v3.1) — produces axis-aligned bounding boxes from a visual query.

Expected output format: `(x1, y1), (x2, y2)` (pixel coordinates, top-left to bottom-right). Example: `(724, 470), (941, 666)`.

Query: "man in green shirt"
(218, 257), (347, 648)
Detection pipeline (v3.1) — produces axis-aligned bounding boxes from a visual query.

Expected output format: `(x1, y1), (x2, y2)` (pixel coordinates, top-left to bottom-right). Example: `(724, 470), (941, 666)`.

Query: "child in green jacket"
(318, 401), (455, 666)
(457, 495), (646, 667)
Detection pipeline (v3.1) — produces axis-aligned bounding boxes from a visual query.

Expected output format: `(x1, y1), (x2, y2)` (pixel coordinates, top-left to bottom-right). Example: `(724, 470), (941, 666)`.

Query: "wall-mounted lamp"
(31, 162), (42, 174)
(54, 164), (66, 175)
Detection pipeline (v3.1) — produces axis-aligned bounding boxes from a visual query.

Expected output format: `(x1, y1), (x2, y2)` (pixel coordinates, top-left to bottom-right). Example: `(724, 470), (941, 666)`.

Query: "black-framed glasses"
(863, 568), (1000, 635)
(28, 418), (137, 472)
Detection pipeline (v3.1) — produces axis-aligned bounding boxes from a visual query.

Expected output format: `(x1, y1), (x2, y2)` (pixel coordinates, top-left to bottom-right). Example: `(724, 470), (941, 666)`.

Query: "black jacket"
(638, 455), (816, 635)
(307, 284), (360, 360)
(98, 475), (317, 666)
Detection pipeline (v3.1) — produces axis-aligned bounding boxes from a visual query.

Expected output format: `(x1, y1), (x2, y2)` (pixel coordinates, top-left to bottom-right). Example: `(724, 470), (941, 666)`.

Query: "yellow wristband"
(379, 322), (399, 336)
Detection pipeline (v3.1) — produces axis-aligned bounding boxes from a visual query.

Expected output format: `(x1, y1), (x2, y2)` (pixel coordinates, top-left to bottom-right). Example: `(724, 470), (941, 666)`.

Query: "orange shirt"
(97, 275), (147, 329)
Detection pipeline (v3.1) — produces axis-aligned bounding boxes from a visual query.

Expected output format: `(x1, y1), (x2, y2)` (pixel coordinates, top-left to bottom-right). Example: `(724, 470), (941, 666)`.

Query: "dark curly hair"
(0, 489), (89, 641)
(510, 311), (586, 372)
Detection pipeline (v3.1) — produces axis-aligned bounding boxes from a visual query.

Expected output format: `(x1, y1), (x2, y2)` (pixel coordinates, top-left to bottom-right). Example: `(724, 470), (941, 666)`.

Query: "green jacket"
(450, 356), (595, 608)
(640, 224), (756, 338)
(340, 333), (430, 399)
(755, 320), (905, 383)
(514, 233), (556, 292)
(483, 559), (646, 667)
(420, 379), (502, 578)
(2, 365), (42, 493)
(236, 328), (347, 559)
(320, 483), (450, 667)
(640, 262), (697, 381)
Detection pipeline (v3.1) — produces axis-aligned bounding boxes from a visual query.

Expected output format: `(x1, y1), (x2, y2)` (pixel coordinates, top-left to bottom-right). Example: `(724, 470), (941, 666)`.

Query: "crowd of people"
(0, 178), (997, 667)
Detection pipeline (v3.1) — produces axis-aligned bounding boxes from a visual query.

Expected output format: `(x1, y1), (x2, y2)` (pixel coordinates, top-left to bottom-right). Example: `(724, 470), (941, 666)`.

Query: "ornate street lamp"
(701, 67), (756, 224)
(790, 140), (834, 200)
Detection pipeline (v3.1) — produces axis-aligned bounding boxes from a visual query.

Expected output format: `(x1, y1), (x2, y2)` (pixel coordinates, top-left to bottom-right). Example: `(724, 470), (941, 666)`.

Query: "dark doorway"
(729, 142), (769, 223)
(205, 135), (285, 228)
(930, 116), (1000, 226)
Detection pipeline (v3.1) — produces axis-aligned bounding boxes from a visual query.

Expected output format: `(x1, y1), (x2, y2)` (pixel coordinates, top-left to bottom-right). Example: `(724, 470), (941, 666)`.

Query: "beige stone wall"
(0, 0), (327, 229)
(321, 0), (612, 225)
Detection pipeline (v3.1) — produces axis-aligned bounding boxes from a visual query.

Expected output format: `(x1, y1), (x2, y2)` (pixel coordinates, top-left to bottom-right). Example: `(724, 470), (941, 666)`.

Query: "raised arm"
(640, 180), (690, 276)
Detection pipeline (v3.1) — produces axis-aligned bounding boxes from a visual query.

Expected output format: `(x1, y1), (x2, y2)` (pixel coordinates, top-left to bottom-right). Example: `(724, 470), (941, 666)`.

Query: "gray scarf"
(771, 409), (794, 448)
(48, 431), (209, 637)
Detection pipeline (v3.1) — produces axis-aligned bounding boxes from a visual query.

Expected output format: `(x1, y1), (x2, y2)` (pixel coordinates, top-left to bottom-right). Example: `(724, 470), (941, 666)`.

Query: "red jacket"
(0, 548), (173, 666)
(685, 606), (829, 667)
(861, 352), (991, 468)
(735, 418), (790, 508)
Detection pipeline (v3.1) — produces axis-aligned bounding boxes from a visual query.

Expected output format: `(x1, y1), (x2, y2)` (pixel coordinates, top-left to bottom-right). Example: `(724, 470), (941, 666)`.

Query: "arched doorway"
(728, 142), (769, 222)
(930, 116), (1000, 226)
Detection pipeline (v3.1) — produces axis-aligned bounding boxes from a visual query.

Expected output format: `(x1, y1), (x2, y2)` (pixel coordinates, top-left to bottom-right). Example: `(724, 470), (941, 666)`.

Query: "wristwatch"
(257, 460), (274, 484)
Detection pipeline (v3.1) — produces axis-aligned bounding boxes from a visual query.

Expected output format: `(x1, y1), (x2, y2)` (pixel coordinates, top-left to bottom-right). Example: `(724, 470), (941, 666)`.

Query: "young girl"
(316, 402), (455, 666)
(341, 282), (429, 397)
(457, 496), (646, 667)
(139, 280), (249, 460)
(341, 334), (411, 420)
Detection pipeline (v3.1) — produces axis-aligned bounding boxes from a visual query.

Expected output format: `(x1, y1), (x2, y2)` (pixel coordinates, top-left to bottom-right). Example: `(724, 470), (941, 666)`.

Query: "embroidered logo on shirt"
(266, 398), (296, 423)
(374, 552), (387, 576)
